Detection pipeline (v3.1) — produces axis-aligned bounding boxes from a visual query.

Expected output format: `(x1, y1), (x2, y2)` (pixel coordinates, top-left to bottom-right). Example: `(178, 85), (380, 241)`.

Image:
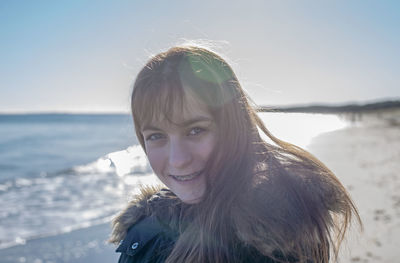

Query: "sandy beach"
(307, 109), (400, 263)
(1, 109), (399, 263)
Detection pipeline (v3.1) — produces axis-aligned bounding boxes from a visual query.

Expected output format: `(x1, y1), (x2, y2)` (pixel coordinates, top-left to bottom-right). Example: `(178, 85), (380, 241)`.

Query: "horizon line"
(1, 97), (398, 115)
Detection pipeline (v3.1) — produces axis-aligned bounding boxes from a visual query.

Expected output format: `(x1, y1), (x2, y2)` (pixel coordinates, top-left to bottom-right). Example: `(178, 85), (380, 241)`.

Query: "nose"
(168, 139), (192, 169)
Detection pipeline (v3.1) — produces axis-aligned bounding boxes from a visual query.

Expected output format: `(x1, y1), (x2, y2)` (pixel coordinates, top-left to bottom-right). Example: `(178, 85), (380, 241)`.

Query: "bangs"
(132, 70), (186, 130)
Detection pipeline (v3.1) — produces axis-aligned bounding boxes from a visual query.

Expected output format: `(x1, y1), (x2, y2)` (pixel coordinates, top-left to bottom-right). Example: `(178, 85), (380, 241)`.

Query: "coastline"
(259, 99), (400, 114)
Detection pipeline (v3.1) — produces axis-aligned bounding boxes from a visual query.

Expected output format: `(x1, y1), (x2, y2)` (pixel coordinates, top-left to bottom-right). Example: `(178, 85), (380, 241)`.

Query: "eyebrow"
(142, 116), (213, 131)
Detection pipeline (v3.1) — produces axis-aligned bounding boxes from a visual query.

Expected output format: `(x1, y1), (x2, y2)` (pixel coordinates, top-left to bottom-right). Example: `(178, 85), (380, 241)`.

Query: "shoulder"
(258, 145), (346, 214)
(252, 160), (344, 217)
(234, 163), (337, 259)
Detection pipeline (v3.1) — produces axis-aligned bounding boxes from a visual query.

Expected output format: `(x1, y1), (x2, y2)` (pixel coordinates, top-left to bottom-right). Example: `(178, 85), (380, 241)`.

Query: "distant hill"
(259, 100), (400, 113)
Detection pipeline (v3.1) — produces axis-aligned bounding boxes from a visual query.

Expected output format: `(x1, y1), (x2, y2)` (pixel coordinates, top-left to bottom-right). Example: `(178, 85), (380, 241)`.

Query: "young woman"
(109, 45), (361, 262)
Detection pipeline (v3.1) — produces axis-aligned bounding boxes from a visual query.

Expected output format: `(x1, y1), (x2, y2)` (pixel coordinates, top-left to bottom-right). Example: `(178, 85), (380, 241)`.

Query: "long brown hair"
(131, 45), (361, 262)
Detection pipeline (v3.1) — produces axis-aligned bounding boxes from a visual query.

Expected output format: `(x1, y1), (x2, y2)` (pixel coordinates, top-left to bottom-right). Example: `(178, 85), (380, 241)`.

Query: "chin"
(173, 187), (204, 203)
(179, 195), (203, 204)
(174, 187), (205, 204)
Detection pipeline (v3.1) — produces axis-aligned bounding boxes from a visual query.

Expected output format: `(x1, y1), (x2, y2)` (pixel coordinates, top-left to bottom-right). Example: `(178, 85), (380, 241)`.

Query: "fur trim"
(108, 185), (161, 245)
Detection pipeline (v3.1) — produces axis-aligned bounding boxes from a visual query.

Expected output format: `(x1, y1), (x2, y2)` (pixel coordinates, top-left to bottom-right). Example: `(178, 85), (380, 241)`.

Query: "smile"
(169, 171), (203, 181)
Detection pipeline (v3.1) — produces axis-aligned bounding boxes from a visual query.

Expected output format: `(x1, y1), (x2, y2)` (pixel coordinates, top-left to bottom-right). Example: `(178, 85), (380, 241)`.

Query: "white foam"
(0, 144), (157, 249)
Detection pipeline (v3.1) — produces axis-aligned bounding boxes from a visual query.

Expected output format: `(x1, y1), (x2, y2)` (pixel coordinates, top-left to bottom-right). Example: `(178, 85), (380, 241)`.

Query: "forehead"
(142, 90), (212, 129)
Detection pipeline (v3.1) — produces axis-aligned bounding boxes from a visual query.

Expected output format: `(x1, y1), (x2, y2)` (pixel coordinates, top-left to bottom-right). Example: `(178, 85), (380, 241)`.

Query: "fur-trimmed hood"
(109, 186), (179, 245)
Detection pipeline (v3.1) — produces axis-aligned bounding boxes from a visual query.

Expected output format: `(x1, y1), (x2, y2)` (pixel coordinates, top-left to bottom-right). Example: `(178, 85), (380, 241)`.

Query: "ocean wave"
(0, 145), (160, 250)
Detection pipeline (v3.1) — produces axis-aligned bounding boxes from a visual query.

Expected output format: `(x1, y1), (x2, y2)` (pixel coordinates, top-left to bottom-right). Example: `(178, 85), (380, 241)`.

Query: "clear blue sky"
(1, 0), (399, 113)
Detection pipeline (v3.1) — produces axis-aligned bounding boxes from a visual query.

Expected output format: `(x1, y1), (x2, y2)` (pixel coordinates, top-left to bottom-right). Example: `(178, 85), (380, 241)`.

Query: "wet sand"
(0, 223), (118, 263)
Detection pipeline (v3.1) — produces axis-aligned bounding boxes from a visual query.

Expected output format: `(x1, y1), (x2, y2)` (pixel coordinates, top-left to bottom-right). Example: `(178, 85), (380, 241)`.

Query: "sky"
(1, 0), (399, 113)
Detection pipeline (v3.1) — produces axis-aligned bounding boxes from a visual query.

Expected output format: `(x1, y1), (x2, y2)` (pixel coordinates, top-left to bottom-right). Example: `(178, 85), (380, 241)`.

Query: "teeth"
(170, 171), (201, 181)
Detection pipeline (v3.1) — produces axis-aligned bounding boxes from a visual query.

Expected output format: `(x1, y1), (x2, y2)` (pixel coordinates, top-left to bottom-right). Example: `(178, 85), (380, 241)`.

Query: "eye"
(188, 127), (205, 136)
(145, 133), (165, 141)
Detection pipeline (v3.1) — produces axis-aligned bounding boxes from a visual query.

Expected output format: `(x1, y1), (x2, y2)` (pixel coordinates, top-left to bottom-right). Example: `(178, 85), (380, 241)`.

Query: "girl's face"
(141, 92), (217, 204)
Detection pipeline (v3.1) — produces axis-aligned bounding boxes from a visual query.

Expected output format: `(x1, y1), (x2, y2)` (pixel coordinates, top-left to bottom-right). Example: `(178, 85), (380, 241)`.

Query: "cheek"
(199, 134), (217, 160)
(146, 148), (165, 174)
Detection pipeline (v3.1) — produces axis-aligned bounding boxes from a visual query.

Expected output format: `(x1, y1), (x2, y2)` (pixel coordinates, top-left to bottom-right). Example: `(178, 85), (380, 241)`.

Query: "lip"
(168, 170), (203, 182)
(170, 171), (201, 176)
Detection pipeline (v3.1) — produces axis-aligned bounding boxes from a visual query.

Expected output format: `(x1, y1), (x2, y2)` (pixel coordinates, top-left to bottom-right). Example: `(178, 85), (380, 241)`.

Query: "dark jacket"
(115, 214), (175, 263)
(111, 188), (299, 263)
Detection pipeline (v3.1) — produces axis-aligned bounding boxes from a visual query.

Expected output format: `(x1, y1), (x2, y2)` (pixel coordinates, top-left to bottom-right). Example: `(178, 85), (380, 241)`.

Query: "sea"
(0, 113), (348, 250)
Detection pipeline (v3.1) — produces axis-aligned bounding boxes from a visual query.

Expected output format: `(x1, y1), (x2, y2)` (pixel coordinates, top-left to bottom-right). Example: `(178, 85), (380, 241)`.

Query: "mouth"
(169, 171), (203, 182)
